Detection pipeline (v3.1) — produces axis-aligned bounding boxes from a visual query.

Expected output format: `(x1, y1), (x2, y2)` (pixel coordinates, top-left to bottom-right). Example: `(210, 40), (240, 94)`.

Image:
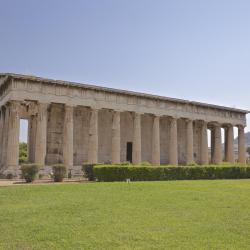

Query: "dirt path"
(0, 178), (89, 187)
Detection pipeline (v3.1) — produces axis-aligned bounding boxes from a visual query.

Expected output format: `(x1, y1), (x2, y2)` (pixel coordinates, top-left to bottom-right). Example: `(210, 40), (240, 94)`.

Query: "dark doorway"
(126, 142), (133, 163)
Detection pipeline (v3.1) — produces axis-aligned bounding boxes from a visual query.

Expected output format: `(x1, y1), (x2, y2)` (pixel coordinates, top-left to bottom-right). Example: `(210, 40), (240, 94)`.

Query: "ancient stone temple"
(0, 73), (248, 175)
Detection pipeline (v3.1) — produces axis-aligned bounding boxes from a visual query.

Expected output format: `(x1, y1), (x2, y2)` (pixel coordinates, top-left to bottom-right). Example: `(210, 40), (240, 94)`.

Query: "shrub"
(6, 173), (14, 180)
(52, 164), (66, 182)
(38, 173), (44, 179)
(82, 163), (102, 181)
(21, 164), (40, 183)
(93, 164), (250, 182)
(68, 169), (72, 179)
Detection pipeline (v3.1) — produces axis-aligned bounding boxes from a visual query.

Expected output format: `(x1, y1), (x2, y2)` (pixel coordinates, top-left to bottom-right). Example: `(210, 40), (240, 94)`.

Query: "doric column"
(6, 102), (20, 170)
(2, 107), (9, 167)
(225, 125), (234, 163)
(111, 111), (121, 164)
(28, 115), (37, 163)
(212, 124), (222, 164)
(0, 110), (3, 165)
(186, 119), (194, 165)
(152, 115), (160, 165)
(238, 125), (246, 164)
(34, 103), (48, 166)
(88, 108), (98, 164)
(169, 117), (178, 165)
(200, 121), (208, 165)
(63, 105), (74, 169)
(132, 113), (141, 164)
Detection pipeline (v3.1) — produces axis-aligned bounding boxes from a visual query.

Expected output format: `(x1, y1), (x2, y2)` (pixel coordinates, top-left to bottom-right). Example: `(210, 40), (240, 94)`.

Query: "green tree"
(19, 142), (28, 164)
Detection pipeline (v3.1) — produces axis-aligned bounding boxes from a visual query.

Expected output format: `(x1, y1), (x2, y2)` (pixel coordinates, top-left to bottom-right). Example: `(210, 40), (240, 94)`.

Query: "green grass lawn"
(0, 180), (250, 250)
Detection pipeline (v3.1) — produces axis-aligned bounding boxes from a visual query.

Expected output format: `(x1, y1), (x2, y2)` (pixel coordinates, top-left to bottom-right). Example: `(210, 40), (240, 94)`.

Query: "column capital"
(37, 102), (49, 106)
(64, 105), (74, 114)
(184, 118), (193, 124)
(37, 102), (49, 113)
(223, 123), (234, 129)
(209, 121), (221, 127)
(201, 120), (208, 125)
(133, 111), (144, 116)
(169, 117), (178, 126)
(89, 106), (100, 111)
(7, 101), (20, 114)
(169, 116), (178, 120)
(64, 103), (76, 108)
(152, 115), (160, 122)
(237, 124), (246, 129)
(112, 109), (122, 114)
(151, 113), (161, 118)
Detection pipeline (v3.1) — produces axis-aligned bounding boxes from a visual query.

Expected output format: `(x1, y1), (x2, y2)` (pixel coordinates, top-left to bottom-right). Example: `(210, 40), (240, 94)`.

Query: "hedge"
(93, 164), (250, 182)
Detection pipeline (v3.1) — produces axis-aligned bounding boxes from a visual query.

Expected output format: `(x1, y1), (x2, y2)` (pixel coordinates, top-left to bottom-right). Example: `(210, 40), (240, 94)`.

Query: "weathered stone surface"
(186, 119), (194, 165)
(169, 117), (178, 165)
(238, 126), (246, 164)
(225, 125), (235, 164)
(88, 108), (98, 164)
(132, 113), (141, 164)
(0, 73), (248, 174)
(111, 111), (121, 164)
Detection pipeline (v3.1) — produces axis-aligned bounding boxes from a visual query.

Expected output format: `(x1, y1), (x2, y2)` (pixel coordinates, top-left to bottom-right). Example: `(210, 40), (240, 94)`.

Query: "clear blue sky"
(0, 0), (249, 142)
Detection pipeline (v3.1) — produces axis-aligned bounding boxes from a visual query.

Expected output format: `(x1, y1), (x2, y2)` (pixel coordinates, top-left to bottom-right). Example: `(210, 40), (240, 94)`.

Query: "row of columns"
(0, 102), (247, 172)
(84, 111), (246, 166)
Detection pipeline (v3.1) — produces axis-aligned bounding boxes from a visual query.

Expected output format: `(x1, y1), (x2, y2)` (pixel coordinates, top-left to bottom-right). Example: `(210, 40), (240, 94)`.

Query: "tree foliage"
(19, 142), (28, 164)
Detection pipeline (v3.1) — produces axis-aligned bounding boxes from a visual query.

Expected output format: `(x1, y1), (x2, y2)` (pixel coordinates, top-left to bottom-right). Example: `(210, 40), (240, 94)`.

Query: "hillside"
(234, 131), (250, 147)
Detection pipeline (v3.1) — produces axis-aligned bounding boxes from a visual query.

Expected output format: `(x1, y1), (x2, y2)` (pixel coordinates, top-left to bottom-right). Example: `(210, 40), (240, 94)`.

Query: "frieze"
(0, 78), (247, 126)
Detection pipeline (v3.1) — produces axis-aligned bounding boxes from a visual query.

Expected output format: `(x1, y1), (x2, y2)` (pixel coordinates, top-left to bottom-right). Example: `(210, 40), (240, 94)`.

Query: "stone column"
(200, 121), (208, 165)
(34, 103), (48, 166)
(0, 110), (3, 165)
(88, 108), (98, 164)
(169, 117), (178, 165)
(2, 107), (9, 167)
(28, 115), (37, 163)
(212, 124), (222, 164)
(63, 105), (74, 169)
(6, 102), (20, 170)
(152, 116), (160, 165)
(186, 119), (194, 165)
(238, 125), (246, 164)
(225, 125), (235, 163)
(132, 113), (141, 164)
(111, 111), (121, 164)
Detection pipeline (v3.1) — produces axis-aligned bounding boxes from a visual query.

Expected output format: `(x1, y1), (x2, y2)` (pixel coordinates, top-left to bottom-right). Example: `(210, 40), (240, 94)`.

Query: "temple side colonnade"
(0, 74), (248, 175)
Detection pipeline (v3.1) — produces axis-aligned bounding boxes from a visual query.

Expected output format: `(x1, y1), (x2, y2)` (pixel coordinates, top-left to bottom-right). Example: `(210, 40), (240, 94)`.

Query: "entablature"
(0, 75), (247, 127)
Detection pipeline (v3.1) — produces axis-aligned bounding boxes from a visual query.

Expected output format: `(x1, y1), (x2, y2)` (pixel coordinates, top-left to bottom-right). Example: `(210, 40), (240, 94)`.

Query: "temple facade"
(0, 73), (248, 175)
